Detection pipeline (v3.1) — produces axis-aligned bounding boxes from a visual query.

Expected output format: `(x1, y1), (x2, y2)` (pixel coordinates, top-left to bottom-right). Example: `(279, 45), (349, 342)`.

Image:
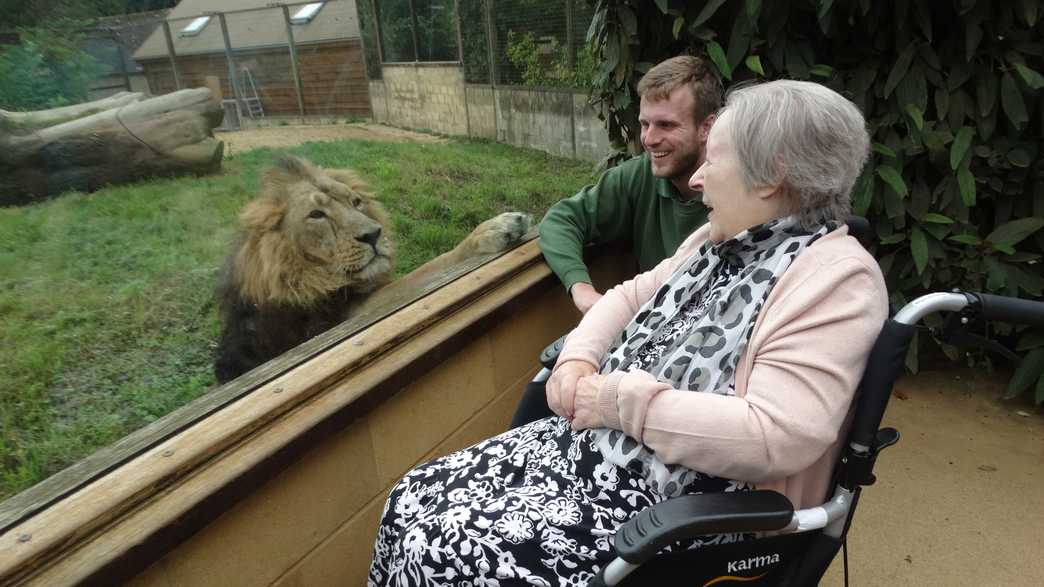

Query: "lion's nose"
(356, 228), (381, 248)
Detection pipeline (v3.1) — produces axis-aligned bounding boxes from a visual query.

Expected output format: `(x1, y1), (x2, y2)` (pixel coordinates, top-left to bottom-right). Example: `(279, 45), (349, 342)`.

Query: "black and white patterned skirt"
(368, 417), (750, 586)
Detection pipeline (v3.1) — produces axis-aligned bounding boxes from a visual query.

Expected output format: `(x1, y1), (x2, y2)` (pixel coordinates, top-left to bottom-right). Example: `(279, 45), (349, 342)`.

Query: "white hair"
(721, 80), (870, 229)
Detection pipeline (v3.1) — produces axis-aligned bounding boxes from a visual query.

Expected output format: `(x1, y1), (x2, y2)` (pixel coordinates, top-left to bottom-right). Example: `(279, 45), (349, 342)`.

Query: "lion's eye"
(308, 209), (327, 219)
(351, 196), (363, 207)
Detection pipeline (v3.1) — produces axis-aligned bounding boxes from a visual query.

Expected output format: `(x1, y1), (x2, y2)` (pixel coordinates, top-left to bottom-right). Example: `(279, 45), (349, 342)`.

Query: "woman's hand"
(570, 373), (608, 432)
(546, 360), (596, 419)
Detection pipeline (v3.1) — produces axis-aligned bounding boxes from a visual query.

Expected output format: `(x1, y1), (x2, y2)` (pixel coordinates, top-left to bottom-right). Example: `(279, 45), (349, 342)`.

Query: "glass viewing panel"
(0, 0), (599, 522)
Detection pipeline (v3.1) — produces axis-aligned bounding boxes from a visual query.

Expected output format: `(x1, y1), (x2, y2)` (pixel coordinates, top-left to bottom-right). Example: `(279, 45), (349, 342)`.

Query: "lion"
(214, 155), (531, 383)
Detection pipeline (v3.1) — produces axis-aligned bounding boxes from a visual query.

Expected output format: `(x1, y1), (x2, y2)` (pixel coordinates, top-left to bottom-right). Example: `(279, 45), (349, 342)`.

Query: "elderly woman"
(368, 80), (887, 587)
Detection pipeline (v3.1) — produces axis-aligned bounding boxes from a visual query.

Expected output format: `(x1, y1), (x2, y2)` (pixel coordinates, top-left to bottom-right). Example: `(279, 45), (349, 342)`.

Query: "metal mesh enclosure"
(490, 0), (595, 88)
(460, 0), (491, 83)
(357, 0), (382, 79)
(139, 1), (370, 121)
(368, 0), (595, 88)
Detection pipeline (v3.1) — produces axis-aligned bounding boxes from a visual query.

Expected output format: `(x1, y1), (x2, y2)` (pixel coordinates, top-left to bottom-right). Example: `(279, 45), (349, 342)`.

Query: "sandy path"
(824, 368), (1043, 585)
(214, 122), (448, 157)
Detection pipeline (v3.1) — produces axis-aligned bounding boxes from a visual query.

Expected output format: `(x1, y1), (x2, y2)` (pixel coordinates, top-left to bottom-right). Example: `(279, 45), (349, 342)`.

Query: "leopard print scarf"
(591, 216), (835, 495)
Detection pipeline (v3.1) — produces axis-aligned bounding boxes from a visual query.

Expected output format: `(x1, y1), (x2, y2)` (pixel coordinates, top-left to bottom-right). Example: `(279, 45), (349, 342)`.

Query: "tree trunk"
(0, 88), (225, 206)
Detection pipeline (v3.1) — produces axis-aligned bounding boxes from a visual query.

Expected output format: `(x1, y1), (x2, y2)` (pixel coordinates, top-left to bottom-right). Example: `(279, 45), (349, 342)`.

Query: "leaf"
(618, 6), (638, 36)
(1017, 331), (1044, 352)
(1013, 63), (1044, 90)
(817, 0), (836, 20)
(672, 16), (685, 40)
(924, 213), (954, 224)
(654, 0), (670, 13)
(1003, 348), (1044, 400)
(726, 12), (752, 70)
(884, 43), (917, 98)
(706, 40), (732, 80)
(810, 64), (834, 78)
(1007, 149), (1031, 168)
(1000, 72), (1029, 130)
(910, 226), (929, 274)
(934, 88), (950, 119)
(957, 166), (976, 206)
(586, 7), (606, 43)
(948, 234), (982, 246)
(745, 55), (765, 76)
(986, 218), (1044, 248)
(692, 0), (729, 27)
(746, 0), (763, 20)
(986, 256), (1008, 290)
(1017, 0), (1040, 27)
(950, 126), (974, 170)
(905, 104), (924, 130)
(873, 143), (897, 158)
(976, 69), (997, 118)
(877, 166), (908, 198)
(880, 233), (906, 244)
(965, 22), (982, 63)
(853, 171), (874, 216)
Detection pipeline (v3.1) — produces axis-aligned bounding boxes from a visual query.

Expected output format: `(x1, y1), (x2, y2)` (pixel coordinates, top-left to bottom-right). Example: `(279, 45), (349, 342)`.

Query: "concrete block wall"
(464, 85), (497, 140)
(381, 65), (468, 136)
(495, 88), (574, 159)
(369, 80), (388, 123)
(372, 64), (610, 162)
(573, 93), (612, 162)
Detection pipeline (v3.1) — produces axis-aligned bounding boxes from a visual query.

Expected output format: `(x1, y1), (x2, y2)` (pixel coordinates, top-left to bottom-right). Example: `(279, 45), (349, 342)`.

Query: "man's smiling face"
(639, 87), (710, 190)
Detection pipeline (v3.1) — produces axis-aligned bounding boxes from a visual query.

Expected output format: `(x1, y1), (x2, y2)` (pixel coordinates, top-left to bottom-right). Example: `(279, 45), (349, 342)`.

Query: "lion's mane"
(214, 155), (395, 383)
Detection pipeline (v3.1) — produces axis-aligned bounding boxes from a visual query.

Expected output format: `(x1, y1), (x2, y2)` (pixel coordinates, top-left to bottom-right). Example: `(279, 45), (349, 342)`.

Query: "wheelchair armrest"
(539, 334), (567, 370)
(614, 490), (794, 565)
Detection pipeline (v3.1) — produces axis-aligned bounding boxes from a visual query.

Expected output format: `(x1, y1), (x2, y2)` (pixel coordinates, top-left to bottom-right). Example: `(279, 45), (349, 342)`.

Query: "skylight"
(180, 16), (211, 37)
(290, 2), (325, 25)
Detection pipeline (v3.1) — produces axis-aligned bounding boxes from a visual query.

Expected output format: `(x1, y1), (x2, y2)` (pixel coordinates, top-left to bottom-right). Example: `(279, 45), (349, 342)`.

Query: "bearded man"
(539, 55), (722, 314)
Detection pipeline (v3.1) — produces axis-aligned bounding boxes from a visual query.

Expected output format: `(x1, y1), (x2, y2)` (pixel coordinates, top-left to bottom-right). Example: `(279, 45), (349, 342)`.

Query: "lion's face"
(233, 156), (395, 307)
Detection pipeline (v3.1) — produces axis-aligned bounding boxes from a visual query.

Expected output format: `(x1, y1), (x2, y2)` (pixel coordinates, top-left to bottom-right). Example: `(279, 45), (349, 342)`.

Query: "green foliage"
(0, 138), (594, 499)
(0, 22), (104, 110)
(586, 0), (1044, 404)
(505, 31), (597, 88)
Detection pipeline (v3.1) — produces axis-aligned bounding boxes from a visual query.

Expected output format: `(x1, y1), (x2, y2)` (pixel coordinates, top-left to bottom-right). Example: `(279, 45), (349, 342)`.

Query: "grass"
(0, 138), (595, 500)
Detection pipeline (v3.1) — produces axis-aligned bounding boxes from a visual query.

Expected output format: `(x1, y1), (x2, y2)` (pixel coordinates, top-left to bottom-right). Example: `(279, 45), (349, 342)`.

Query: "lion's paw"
(467, 212), (532, 255)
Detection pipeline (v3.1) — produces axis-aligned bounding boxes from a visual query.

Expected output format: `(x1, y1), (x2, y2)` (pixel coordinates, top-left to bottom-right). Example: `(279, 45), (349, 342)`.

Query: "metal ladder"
(239, 68), (264, 118)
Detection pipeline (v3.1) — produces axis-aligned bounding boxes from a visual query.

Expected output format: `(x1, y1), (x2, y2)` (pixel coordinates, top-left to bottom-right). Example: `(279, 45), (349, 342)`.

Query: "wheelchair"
(510, 227), (1044, 586)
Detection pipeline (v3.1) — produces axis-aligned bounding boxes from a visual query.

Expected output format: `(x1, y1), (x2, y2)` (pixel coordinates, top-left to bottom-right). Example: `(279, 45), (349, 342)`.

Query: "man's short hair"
(637, 55), (723, 124)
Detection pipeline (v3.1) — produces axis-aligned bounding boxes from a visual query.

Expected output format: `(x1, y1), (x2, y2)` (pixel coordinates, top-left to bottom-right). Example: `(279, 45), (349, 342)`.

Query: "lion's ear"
(239, 197), (287, 233)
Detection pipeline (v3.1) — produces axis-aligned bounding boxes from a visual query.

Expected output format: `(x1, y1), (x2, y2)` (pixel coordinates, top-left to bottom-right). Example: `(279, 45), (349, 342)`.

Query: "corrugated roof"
(134, 0), (359, 61)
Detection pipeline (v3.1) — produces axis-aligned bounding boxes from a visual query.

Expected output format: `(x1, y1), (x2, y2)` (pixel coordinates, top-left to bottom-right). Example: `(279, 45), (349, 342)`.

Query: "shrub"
(586, 0), (1044, 404)
(505, 30), (596, 88)
(0, 22), (104, 111)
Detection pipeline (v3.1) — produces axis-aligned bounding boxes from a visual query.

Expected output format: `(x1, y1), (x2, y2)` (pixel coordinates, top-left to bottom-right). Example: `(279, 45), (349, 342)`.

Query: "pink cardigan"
(555, 224), (888, 509)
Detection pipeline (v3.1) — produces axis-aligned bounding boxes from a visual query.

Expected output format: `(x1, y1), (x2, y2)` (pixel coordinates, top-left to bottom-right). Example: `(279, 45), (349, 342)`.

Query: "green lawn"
(0, 138), (594, 499)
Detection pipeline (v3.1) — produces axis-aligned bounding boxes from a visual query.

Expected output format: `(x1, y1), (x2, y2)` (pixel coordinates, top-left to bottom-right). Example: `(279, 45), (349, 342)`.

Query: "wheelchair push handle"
(972, 291), (1044, 328)
(893, 289), (1044, 327)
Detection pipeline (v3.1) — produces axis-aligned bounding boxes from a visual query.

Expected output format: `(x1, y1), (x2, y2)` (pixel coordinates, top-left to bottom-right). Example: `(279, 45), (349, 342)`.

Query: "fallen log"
(0, 88), (225, 206)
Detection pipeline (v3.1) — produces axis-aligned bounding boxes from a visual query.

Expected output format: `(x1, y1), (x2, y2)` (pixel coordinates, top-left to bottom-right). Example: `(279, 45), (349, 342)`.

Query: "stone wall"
(370, 64), (611, 162)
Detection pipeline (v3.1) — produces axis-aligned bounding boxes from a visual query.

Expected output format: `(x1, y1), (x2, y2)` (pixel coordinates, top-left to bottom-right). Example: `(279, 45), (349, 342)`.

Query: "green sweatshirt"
(539, 152), (708, 292)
